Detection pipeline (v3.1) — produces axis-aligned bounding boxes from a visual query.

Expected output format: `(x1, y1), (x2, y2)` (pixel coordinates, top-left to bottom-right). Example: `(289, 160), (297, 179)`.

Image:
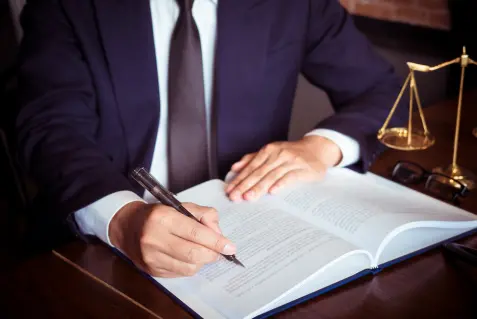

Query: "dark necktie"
(168, 0), (209, 193)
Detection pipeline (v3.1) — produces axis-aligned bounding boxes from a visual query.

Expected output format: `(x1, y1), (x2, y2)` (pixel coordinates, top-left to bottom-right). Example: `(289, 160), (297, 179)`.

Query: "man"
(16, 0), (405, 278)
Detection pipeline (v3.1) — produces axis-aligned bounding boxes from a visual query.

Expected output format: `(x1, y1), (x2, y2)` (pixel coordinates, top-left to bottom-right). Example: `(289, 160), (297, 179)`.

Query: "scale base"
(378, 128), (435, 151)
(433, 164), (476, 190)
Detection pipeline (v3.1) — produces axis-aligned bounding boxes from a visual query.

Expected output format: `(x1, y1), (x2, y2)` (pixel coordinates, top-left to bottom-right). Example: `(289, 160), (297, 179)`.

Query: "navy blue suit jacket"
(16, 0), (406, 228)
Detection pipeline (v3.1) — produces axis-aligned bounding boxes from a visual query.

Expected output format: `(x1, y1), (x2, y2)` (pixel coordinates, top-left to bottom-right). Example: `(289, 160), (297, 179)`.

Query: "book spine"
(371, 266), (382, 275)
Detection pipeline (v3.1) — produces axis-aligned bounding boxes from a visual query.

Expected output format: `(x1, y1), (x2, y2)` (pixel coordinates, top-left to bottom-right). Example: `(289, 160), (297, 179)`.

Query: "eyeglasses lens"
(393, 162), (424, 184)
(425, 175), (461, 201)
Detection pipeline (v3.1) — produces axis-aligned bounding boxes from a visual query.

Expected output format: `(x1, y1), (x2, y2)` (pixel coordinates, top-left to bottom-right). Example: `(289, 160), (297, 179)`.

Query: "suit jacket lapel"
(93, 0), (160, 171)
(214, 0), (273, 176)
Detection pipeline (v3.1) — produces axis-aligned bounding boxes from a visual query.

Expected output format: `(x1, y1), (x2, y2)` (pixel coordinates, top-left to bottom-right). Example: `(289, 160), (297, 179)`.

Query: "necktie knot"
(176, 0), (194, 11)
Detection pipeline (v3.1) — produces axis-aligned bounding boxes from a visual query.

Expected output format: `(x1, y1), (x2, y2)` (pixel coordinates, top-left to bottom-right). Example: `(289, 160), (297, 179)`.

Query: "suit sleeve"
(301, 0), (407, 172)
(15, 0), (135, 227)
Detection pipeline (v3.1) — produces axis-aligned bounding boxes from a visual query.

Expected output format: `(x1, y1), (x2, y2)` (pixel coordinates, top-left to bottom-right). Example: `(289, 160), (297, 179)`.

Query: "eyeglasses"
(391, 161), (470, 204)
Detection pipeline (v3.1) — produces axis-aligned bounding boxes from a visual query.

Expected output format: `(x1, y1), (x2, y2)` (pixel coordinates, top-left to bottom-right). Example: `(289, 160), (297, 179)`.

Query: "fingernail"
(270, 187), (278, 194)
(225, 184), (233, 193)
(215, 224), (223, 235)
(230, 191), (241, 202)
(222, 244), (237, 255)
(245, 191), (255, 200)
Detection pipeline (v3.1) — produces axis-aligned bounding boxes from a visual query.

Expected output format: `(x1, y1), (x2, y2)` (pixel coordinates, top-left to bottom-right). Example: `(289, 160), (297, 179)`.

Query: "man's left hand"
(225, 136), (343, 201)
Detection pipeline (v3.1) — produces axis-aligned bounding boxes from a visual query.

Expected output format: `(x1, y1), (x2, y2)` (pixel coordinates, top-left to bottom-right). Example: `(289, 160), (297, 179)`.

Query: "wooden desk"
(2, 92), (477, 319)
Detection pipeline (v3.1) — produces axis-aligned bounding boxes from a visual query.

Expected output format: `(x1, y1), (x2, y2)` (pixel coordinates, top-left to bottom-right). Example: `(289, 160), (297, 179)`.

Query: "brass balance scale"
(377, 47), (477, 190)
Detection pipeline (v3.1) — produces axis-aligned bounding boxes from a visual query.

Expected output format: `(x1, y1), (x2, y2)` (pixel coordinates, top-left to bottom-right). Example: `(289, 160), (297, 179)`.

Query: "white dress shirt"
(74, 0), (360, 247)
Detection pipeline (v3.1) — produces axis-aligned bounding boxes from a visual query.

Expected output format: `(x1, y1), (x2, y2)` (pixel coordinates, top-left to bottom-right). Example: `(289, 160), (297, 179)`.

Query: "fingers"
(242, 163), (302, 199)
(182, 203), (222, 235)
(169, 213), (237, 256)
(229, 154), (291, 201)
(120, 203), (233, 279)
(145, 251), (202, 277)
(158, 233), (220, 265)
(225, 150), (270, 194)
(269, 168), (319, 194)
(230, 153), (255, 173)
(138, 204), (227, 278)
(226, 145), (303, 201)
(225, 145), (279, 196)
(150, 269), (181, 278)
(225, 143), (329, 202)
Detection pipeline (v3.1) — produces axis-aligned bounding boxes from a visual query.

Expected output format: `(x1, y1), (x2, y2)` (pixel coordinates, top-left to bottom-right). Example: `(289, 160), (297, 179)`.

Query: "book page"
(276, 169), (477, 259)
(258, 250), (370, 316)
(153, 180), (371, 319)
(375, 224), (477, 265)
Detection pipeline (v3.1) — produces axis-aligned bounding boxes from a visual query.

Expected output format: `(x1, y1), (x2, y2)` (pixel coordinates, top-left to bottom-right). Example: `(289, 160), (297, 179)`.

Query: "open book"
(148, 168), (477, 319)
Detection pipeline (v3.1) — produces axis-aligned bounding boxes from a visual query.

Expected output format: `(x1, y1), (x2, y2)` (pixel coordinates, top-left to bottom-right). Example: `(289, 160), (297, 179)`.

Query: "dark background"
(1, 0), (22, 265)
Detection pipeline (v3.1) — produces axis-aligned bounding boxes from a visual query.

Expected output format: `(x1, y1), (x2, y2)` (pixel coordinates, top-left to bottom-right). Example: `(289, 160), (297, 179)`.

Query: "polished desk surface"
(2, 92), (477, 319)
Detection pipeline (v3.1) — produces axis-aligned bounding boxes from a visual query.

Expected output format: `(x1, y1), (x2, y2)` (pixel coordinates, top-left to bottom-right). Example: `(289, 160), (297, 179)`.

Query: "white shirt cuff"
(305, 128), (360, 167)
(74, 191), (146, 247)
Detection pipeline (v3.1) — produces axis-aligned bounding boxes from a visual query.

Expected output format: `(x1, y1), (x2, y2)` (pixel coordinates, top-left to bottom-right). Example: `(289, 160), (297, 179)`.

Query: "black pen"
(130, 167), (245, 268)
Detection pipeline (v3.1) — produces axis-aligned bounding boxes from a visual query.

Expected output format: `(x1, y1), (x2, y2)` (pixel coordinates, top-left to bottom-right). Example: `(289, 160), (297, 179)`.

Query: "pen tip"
(232, 256), (245, 268)
(222, 254), (245, 267)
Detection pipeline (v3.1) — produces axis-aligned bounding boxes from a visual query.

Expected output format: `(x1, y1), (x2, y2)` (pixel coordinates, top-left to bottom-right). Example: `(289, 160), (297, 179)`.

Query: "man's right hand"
(109, 201), (236, 278)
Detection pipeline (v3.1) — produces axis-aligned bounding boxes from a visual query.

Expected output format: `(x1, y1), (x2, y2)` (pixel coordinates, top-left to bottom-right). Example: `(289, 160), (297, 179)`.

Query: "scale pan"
(378, 128), (435, 151)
